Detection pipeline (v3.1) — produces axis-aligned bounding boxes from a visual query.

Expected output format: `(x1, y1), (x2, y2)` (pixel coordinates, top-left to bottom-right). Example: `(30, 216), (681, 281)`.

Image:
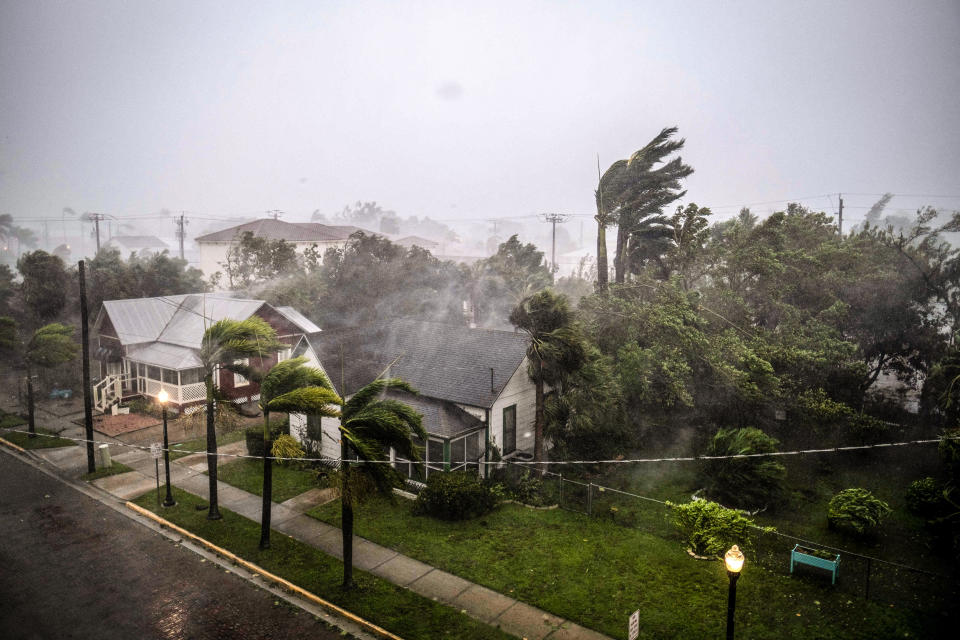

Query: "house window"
(502, 405), (517, 455)
(180, 367), (204, 385)
(147, 365), (162, 381)
(233, 358), (249, 387)
(427, 439), (444, 476)
(162, 368), (178, 385)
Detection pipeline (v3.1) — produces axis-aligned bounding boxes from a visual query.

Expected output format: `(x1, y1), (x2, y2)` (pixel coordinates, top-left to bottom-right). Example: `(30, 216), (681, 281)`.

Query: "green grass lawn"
(1, 427), (77, 449)
(82, 462), (134, 481)
(169, 429), (247, 460)
(307, 495), (947, 639)
(132, 488), (515, 640)
(215, 458), (318, 502)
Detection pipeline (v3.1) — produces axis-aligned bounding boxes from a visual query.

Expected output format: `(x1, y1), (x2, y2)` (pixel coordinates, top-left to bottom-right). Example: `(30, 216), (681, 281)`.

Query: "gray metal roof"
(385, 391), (483, 439)
(194, 218), (367, 243)
(107, 235), (169, 250)
(275, 306), (322, 334)
(101, 294), (266, 348)
(125, 342), (203, 369)
(155, 295), (264, 349)
(309, 318), (530, 409)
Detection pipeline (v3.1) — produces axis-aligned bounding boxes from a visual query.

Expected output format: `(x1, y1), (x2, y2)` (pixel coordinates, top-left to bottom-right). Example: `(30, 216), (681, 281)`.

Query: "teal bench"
(790, 544), (840, 584)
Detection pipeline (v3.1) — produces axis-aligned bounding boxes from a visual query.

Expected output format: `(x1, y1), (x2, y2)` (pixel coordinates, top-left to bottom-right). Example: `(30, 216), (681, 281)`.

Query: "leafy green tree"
(0, 321), (79, 438)
(473, 235), (552, 327)
(86, 248), (207, 315)
(667, 499), (771, 556)
(258, 356), (340, 549)
(221, 231), (301, 289)
(336, 378), (425, 588)
(700, 427), (786, 509)
(17, 251), (69, 323)
(199, 317), (283, 520)
(510, 289), (587, 468)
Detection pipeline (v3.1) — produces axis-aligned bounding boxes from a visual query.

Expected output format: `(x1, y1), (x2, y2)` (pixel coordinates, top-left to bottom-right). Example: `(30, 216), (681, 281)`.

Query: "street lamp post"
(724, 545), (744, 640)
(158, 389), (176, 507)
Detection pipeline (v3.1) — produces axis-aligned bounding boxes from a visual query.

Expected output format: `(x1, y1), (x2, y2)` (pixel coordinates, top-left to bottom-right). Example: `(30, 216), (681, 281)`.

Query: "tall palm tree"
(338, 378), (425, 588)
(510, 290), (587, 471)
(199, 317), (283, 520)
(598, 127), (693, 286)
(259, 356), (340, 549)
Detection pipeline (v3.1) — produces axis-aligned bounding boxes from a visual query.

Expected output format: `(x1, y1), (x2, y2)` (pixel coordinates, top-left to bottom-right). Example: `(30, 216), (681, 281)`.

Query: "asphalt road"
(0, 453), (348, 640)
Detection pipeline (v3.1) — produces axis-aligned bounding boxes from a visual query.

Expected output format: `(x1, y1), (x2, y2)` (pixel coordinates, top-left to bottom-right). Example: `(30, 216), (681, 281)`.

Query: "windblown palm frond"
(343, 378), (417, 419)
(261, 356), (334, 404)
(266, 387), (342, 416)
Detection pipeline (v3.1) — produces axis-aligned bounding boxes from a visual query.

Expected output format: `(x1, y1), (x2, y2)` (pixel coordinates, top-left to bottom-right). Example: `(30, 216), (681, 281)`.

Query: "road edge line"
(125, 502), (404, 640)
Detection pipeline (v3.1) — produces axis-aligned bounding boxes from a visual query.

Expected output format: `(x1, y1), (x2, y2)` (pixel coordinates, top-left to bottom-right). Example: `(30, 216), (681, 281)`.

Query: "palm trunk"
(26, 364), (36, 438)
(614, 223), (627, 284)
(259, 408), (272, 549)
(596, 221), (609, 293)
(341, 438), (354, 589)
(205, 373), (221, 520)
(533, 360), (545, 475)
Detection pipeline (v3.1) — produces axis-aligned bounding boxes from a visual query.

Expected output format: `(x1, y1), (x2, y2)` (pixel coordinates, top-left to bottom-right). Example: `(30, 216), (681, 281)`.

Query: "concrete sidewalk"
(2, 404), (611, 640)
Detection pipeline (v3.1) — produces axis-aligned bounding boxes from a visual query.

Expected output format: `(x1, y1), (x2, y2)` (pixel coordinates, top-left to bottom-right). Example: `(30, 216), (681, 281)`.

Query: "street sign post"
(151, 443), (162, 507)
(628, 609), (639, 640)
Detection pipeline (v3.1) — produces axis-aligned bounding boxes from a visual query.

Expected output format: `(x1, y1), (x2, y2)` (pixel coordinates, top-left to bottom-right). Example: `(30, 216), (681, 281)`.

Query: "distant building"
(104, 235), (170, 257)
(194, 218), (368, 282)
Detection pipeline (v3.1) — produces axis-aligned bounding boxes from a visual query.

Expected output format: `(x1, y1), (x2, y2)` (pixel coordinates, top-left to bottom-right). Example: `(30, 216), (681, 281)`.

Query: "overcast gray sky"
(1, 0), (958, 230)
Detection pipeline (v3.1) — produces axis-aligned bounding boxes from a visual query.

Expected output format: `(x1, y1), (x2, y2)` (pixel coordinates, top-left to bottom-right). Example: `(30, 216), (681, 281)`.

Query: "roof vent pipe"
(490, 367), (495, 393)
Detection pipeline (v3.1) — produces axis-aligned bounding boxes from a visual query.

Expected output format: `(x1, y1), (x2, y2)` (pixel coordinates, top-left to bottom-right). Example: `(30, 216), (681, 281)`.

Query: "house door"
(502, 405), (516, 455)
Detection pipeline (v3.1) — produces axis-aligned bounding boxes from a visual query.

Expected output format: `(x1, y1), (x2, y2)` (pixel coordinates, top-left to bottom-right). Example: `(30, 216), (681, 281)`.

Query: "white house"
(105, 235), (170, 257)
(300, 318), (536, 477)
(194, 218), (368, 284)
(92, 293), (323, 412)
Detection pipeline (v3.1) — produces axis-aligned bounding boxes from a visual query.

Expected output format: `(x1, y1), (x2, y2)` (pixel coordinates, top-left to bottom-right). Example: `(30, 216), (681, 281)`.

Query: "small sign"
(628, 610), (639, 640)
(150, 443), (162, 459)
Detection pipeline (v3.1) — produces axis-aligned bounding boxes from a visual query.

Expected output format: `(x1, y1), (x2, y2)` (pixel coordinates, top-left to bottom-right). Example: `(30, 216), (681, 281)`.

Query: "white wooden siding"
(489, 356), (537, 456)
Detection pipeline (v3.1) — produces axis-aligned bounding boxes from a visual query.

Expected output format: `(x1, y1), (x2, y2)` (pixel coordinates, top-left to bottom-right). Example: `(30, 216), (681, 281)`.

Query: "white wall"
(489, 356), (537, 456)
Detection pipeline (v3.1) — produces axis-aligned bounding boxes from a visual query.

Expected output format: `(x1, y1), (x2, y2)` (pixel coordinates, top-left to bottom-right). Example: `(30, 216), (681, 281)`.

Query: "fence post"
(865, 558), (871, 601)
(559, 474), (563, 508)
(587, 482), (593, 516)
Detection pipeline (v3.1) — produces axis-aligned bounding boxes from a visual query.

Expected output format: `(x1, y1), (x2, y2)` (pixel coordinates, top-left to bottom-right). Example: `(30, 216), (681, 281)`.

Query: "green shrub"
(245, 425), (284, 457)
(666, 499), (767, 557)
(939, 428), (960, 482)
(413, 471), (501, 521)
(271, 434), (305, 465)
(906, 477), (946, 517)
(827, 488), (891, 536)
(700, 427), (785, 509)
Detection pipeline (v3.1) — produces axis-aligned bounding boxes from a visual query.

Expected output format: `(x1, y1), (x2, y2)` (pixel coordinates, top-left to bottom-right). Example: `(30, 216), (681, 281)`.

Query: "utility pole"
(88, 213), (106, 253)
(175, 213), (188, 259)
(79, 260), (95, 474)
(541, 213), (569, 274)
(838, 194), (844, 236)
(267, 209), (283, 220)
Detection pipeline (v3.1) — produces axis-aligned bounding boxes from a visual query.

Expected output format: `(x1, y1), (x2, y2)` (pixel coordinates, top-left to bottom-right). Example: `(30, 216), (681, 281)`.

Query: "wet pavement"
(0, 454), (350, 640)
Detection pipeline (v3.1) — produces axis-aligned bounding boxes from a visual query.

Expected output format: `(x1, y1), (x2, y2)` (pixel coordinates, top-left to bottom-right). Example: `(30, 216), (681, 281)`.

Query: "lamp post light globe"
(724, 545), (744, 640)
(725, 545), (744, 574)
(158, 388), (175, 507)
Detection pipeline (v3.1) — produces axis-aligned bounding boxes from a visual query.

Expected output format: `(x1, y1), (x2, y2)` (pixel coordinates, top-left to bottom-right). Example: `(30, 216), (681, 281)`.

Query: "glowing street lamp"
(157, 388), (175, 507)
(724, 545), (744, 640)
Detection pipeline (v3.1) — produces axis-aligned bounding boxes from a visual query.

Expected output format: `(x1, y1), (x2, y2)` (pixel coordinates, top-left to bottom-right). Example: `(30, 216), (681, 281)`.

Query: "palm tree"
(599, 127), (694, 286)
(337, 378), (425, 588)
(258, 356), (340, 549)
(199, 317), (283, 520)
(510, 290), (587, 471)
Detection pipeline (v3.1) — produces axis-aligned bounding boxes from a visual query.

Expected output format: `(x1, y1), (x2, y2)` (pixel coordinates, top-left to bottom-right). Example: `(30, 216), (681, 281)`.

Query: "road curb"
(126, 502), (405, 640)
